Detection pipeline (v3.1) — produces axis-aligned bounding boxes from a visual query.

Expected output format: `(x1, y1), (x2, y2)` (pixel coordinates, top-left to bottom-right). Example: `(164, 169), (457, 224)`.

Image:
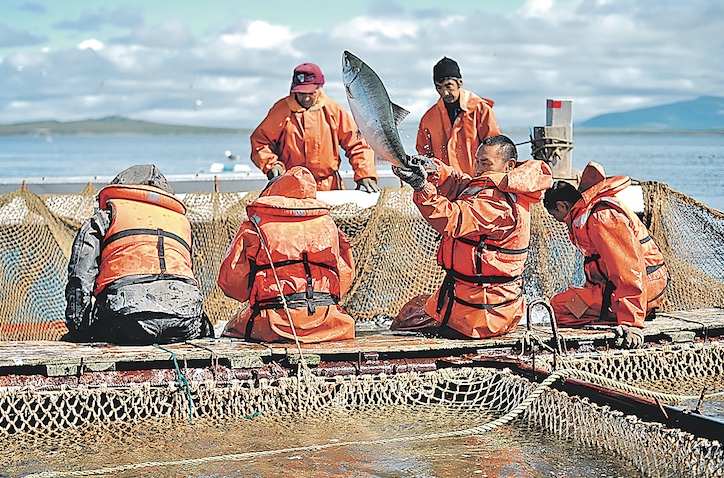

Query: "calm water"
(1, 130), (723, 211)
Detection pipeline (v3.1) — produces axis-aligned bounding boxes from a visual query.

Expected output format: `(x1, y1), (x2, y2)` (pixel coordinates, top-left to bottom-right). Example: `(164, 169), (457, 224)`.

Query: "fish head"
(342, 51), (364, 88)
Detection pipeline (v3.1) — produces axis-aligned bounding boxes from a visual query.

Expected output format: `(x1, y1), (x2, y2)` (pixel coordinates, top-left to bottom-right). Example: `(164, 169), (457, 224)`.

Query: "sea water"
(1, 130), (723, 211)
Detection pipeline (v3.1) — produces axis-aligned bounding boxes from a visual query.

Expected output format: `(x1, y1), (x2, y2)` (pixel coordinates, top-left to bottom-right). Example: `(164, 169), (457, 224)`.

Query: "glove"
(355, 177), (380, 193)
(408, 154), (438, 173)
(393, 161), (427, 191)
(267, 164), (283, 180)
(612, 325), (645, 349)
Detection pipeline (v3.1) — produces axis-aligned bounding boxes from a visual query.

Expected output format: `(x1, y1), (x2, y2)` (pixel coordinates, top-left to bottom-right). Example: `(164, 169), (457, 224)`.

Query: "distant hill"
(579, 96), (724, 130)
(0, 116), (247, 135)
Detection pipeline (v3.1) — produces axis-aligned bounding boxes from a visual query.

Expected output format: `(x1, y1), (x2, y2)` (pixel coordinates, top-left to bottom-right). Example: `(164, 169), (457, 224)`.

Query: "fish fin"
(391, 103), (410, 126)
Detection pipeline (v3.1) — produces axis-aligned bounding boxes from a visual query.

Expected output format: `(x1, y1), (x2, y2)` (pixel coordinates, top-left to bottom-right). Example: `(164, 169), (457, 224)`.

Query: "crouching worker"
(218, 166), (355, 343)
(544, 162), (668, 349)
(392, 135), (553, 339)
(63, 165), (214, 345)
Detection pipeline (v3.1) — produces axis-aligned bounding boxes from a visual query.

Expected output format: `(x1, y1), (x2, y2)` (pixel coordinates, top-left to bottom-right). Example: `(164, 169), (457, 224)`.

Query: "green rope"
(153, 344), (195, 425)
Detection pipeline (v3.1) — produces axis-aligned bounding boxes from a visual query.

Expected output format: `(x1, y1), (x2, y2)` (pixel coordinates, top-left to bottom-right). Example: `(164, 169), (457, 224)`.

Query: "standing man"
(544, 162), (668, 348)
(63, 165), (214, 344)
(218, 166), (356, 343)
(416, 57), (501, 177)
(250, 62), (379, 192)
(392, 135), (552, 339)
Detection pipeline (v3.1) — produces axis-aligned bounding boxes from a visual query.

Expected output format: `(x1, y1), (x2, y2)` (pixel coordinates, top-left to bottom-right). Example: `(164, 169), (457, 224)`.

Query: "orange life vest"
(240, 197), (344, 335)
(572, 196), (664, 282)
(435, 182), (531, 324)
(94, 184), (195, 295)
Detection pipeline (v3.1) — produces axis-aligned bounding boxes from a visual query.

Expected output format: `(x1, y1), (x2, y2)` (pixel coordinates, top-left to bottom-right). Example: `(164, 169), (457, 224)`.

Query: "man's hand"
(408, 154), (438, 173)
(267, 164), (283, 180)
(612, 325), (645, 349)
(393, 161), (427, 191)
(355, 177), (380, 193)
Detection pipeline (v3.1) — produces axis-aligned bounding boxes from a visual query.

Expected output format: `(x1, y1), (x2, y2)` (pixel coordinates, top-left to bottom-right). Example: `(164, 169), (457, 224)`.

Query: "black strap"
(437, 270), (522, 328)
(248, 257), (337, 294)
(103, 228), (191, 254)
(449, 269), (520, 285)
(156, 229), (166, 274)
(245, 292), (340, 341)
(599, 280), (616, 321)
(456, 236), (529, 255)
(646, 263), (664, 275)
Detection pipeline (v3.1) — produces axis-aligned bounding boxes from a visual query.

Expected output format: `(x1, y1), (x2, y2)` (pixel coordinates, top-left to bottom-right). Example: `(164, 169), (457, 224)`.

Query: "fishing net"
(2, 343), (723, 477)
(1, 180), (724, 340)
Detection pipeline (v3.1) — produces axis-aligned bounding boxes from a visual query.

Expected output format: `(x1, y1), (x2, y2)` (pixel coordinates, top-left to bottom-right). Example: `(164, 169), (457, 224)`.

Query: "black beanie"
(433, 57), (461, 83)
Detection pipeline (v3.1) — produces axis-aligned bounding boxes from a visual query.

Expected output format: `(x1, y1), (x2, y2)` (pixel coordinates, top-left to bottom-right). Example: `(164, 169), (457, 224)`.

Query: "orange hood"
(474, 159), (553, 203)
(251, 166), (330, 218)
(576, 162), (631, 209)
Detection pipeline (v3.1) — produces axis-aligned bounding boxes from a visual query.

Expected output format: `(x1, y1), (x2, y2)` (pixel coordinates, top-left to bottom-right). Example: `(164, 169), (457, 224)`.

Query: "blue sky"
(1, 0), (722, 129)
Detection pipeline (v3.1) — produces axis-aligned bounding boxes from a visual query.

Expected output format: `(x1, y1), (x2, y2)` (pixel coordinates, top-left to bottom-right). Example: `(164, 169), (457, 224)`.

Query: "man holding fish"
(342, 51), (552, 339)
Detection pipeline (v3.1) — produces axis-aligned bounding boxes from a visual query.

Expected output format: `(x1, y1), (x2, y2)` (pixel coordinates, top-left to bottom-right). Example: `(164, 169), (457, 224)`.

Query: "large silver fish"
(342, 51), (422, 169)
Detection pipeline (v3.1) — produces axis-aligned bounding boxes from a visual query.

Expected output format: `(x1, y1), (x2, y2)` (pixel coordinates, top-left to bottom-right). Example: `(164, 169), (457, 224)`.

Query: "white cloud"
(77, 39), (103, 51)
(0, 0), (723, 130)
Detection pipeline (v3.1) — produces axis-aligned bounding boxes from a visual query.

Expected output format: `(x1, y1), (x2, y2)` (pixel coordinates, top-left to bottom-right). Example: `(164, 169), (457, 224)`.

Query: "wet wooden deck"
(0, 308), (722, 380)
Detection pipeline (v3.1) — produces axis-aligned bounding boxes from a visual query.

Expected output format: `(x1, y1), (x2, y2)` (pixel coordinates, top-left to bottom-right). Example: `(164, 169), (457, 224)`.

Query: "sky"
(1, 0), (722, 130)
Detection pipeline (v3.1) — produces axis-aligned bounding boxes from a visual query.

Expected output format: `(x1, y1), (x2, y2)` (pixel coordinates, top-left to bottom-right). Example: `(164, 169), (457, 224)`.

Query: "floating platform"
(1, 308), (722, 388)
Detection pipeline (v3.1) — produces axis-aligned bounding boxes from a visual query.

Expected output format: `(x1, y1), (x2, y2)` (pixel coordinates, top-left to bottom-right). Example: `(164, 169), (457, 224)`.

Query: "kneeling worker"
(392, 135), (553, 339)
(64, 164), (214, 344)
(543, 162), (668, 348)
(218, 166), (356, 343)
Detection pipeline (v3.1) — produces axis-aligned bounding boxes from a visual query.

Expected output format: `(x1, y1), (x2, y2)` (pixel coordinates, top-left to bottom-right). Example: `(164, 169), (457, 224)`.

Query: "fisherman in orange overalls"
(63, 165), (213, 344)
(544, 162), (668, 348)
(250, 62), (379, 193)
(392, 135), (553, 339)
(218, 166), (356, 343)
(416, 57), (501, 177)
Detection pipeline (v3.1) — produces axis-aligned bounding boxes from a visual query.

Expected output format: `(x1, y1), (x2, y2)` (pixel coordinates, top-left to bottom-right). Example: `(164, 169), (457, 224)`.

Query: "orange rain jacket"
(416, 89), (501, 177)
(95, 184), (196, 295)
(411, 159), (552, 338)
(218, 167), (355, 343)
(551, 162), (668, 328)
(250, 89), (377, 191)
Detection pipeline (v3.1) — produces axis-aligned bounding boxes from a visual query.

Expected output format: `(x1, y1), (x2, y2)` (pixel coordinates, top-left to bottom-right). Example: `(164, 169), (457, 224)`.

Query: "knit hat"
(433, 57), (461, 83)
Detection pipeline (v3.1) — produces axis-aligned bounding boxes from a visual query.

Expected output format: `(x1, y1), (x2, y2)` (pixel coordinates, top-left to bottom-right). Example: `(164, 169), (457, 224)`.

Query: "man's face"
(434, 78), (463, 104)
(294, 88), (321, 109)
(474, 144), (516, 176)
(546, 202), (570, 223)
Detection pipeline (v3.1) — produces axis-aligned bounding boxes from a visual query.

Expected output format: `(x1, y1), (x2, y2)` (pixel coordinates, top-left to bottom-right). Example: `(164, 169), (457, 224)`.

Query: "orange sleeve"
(250, 101), (287, 175)
(476, 102), (501, 141)
(217, 222), (259, 303)
(337, 231), (355, 297)
(335, 105), (377, 182)
(588, 209), (647, 327)
(413, 182), (516, 240)
(415, 111), (435, 157)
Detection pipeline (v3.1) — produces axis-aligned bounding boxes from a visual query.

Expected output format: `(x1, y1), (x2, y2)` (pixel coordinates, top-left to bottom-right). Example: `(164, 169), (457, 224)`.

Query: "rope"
(23, 371), (566, 477)
(153, 344), (195, 425)
(556, 368), (724, 403)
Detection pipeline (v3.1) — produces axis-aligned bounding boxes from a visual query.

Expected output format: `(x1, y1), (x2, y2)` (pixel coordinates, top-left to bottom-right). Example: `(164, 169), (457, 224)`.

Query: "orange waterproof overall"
(397, 160), (552, 338)
(416, 89), (501, 176)
(218, 168), (355, 343)
(95, 184), (195, 295)
(250, 90), (377, 190)
(551, 163), (668, 328)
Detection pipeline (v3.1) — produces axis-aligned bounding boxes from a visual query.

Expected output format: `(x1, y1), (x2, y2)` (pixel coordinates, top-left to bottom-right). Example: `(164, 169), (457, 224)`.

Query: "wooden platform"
(0, 308), (723, 383)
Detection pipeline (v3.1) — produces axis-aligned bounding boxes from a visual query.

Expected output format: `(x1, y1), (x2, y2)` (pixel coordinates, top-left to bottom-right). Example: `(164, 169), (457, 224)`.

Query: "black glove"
(355, 177), (380, 193)
(408, 154), (438, 173)
(393, 162), (427, 191)
(612, 325), (645, 349)
(267, 164), (283, 180)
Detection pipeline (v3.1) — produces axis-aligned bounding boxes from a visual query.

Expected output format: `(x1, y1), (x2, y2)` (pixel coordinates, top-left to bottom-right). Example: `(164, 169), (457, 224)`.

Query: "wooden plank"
(0, 309), (722, 375)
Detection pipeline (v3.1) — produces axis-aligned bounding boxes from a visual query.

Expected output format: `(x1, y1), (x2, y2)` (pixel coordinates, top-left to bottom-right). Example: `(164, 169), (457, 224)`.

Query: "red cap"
(290, 63), (325, 93)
